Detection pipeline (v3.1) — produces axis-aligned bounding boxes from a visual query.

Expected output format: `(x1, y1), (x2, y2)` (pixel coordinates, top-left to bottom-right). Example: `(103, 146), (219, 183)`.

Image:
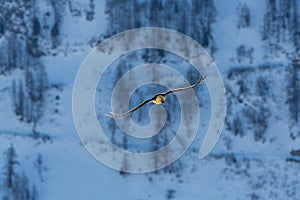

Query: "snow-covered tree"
(35, 154), (47, 182)
(3, 144), (19, 190)
(191, 0), (217, 53)
(11, 63), (48, 136)
(85, 0), (95, 21)
(262, 0), (300, 55)
(237, 2), (251, 29)
(286, 63), (300, 124)
(2, 145), (39, 200)
(236, 45), (254, 64)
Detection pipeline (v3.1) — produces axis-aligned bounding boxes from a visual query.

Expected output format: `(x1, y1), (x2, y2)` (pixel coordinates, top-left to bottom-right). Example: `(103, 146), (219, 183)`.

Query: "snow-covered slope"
(0, 0), (300, 200)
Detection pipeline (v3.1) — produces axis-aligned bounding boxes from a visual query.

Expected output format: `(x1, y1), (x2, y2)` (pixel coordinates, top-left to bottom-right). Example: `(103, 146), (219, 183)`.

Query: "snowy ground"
(1, 1), (300, 200)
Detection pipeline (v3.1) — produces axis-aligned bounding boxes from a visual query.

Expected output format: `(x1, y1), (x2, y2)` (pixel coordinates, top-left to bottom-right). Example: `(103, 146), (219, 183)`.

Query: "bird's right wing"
(105, 98), (153, 118)
(162, 75), (206, 96)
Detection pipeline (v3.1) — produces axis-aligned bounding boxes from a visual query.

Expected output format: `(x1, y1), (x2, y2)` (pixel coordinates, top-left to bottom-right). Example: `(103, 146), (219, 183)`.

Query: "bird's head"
(155, 95), (166, 104)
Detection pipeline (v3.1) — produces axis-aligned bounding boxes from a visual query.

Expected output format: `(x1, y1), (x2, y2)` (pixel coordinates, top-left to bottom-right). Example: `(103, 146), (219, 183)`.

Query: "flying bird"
(106, 75), (206, 118)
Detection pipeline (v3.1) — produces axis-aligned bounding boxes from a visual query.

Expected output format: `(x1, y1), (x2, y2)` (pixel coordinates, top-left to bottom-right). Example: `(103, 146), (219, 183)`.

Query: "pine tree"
(35, 64), (47, 121)
(15, 173), (29, 200)
(0, 16), (5, 37)
(191, 0), (217, 53)
(291, 0), (300, 51)
(262, 0), (278, 53)
(120, 155), (129, 176)
(50, 0), (66, 49)
(149, 0), (159, 26)
(232, 116), (244, 137)
(31, 185), (38, 200)
(2, 145), (39, 200)
(35, 154), (46, 182)
(286, 64), (300, 123)
(237, 3), (251, 29)
(18, 80), (25, 121)
(132, 0), (141, 28)
(86, 0), (95, 21)
(278, 0), (291, 42)
(3, 144), (19, 190)
(108, 120), (116, 144)
(11, 173), (35, 200)
(256, 77), (269, 99)
(262, 0), (300, 55)
(122, 132), (128, 150)
(105, 0), (120, 36)
(11, 79), (18, 116)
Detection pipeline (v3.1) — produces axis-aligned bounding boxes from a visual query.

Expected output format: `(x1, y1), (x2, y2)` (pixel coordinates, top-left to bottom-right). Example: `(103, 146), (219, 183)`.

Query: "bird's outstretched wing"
(105, 98), (154, 118)
(161, 75), (206, 96)
(105, 75), (206, 118)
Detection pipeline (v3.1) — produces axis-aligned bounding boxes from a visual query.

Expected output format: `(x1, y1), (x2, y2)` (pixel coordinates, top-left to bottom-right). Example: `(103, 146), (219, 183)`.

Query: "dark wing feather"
(105, 98), (154, 118)
(106, 75), (206, 118)
(161, 75), (206, 96)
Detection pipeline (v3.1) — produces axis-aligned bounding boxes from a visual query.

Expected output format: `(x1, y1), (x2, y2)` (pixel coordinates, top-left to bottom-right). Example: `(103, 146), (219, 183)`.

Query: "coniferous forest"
(0, 1), (300, 199)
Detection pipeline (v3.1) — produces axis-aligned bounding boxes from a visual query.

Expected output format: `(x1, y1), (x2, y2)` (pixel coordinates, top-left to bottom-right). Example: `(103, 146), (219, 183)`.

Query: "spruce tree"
(3, 144), (19, 190)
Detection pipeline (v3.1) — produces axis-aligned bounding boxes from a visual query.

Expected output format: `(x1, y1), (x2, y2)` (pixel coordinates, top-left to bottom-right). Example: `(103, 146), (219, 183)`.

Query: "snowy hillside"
(0, 0), (300, 200)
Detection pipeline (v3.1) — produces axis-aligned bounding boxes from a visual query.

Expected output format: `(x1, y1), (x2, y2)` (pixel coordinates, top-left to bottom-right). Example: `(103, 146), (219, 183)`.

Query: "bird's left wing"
(105, 98), (154, 118)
